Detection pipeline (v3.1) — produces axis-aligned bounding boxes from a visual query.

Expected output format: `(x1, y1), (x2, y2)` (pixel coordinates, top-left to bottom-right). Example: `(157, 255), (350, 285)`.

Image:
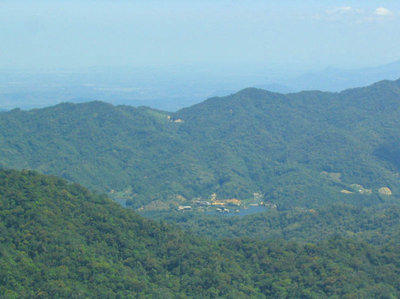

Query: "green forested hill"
(0, 79), (400, 210)
(0, 101), (183, 198)
(2, 169), (400, 297)
(175, 79), (400, 207)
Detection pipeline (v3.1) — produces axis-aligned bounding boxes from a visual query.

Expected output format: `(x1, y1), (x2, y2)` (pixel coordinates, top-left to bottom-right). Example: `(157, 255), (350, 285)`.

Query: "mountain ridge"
(0, 78), (400, 210)
(1, 77), (399, 115)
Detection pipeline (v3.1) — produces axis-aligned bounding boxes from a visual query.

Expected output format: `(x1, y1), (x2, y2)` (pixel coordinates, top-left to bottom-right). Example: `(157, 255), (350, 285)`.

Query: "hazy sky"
(0, 0), (400, 72)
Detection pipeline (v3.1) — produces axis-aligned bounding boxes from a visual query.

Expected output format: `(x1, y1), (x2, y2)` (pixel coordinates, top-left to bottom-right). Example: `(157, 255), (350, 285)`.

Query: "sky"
(0, 0), (399, 73)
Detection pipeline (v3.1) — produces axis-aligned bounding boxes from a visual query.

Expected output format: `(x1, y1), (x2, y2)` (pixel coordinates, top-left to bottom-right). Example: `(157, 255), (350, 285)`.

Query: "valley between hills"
(1, 79), (400, 214)
(2, 79), (400, 296)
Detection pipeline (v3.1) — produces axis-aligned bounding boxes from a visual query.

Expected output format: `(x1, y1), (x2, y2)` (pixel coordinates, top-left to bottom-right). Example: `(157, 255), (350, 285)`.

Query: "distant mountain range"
(1, 78), (400, 212)
(0, 60), (399, 111)
(281, 60), (400, 92)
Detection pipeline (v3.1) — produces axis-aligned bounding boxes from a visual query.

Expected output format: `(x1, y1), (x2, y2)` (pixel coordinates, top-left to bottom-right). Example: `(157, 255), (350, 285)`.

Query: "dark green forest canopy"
(1, 169), (400, 297)
(0, 79), (400, 211)
(145, 202), (400, 245)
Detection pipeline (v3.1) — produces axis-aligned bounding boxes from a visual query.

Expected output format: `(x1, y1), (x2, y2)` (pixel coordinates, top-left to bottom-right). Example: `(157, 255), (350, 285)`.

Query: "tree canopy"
(1, 169), (400, 297)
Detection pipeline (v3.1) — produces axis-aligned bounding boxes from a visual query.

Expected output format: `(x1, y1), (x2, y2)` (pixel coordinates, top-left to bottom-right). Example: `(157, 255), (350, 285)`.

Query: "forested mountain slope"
(175, 79), (400, 206)
(147, 203), (400, 244)
(2, 169), (400, 297)
(1, 79), (400, 210)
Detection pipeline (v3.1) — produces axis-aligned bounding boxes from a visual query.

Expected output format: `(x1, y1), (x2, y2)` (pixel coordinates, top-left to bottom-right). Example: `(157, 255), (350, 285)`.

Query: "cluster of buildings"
(177, 192), (277, 213)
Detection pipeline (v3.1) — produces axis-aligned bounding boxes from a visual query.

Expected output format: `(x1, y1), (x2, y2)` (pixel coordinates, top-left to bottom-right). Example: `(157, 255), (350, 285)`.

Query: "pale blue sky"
(0, 0), (399, 72)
